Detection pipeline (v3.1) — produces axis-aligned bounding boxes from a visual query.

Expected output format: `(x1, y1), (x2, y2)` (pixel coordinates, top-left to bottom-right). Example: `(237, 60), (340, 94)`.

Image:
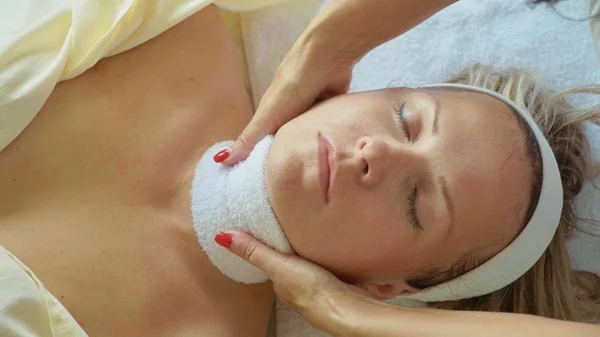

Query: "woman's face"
(265, 88), (533, 298)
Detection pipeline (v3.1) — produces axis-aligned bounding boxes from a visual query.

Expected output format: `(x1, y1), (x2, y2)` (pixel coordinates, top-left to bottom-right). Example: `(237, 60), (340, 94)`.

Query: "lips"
(317, 133), (336, 203)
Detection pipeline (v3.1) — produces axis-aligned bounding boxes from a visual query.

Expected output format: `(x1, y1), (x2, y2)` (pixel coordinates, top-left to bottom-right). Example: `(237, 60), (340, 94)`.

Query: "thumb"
(220, 113), (277, 166)
(216, 231), (295, 281)
(221, 72), (322, 166)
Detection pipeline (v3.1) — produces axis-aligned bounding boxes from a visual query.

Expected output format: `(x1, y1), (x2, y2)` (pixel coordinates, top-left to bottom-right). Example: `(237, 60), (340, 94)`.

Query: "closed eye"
(394, 103), (411, 141)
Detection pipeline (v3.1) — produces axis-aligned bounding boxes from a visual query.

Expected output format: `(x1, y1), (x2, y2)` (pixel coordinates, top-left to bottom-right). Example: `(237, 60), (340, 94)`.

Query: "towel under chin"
(190, 135), (293, 284)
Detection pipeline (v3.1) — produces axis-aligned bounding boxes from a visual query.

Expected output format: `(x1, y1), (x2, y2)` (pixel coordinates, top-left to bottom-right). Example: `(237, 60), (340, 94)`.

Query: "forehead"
(419, 88), (533, 264)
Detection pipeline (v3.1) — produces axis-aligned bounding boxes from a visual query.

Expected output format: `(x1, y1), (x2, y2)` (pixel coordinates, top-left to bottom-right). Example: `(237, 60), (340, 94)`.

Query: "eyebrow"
(432, 97), (441, 135)
(430, 96), (454, 230)
(438, 176), (455, 233)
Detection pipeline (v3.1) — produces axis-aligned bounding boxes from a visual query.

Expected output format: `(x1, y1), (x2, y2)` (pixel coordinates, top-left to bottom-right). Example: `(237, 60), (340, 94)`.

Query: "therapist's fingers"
(221, 92), (314, 166)
(220, 70), (321, 166)
(215, 230), (309, 281)
(214, 230), (284, 277)
(215, 230), (375, 333)
(214, 231), (342, 307)
(218, 44), (353, 166)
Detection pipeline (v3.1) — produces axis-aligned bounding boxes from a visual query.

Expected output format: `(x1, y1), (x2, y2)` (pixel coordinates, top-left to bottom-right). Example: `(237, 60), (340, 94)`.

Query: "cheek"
(266, 139), (319, 228)
(295, 194), (416, 279)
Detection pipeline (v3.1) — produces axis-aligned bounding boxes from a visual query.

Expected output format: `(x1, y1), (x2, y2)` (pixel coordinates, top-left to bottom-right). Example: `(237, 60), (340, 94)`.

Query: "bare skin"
(0, 6), (273, 337)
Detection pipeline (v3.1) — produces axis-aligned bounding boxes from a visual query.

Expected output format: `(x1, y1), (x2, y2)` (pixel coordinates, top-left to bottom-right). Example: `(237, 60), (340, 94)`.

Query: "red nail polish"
(213, 149), (229, 163)
(215, 232), (233, 248)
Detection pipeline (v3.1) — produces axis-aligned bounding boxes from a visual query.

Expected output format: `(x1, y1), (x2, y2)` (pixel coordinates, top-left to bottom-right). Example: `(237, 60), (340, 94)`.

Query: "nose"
(354, 136), (422, 188)
(355, 136), (393, 187)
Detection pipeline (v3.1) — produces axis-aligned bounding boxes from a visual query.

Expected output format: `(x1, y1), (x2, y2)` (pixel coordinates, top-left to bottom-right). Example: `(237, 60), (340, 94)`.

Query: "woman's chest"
(0, 7), (252, 214)
(0, 204), (272, 337)
(0, 8), (264, 333)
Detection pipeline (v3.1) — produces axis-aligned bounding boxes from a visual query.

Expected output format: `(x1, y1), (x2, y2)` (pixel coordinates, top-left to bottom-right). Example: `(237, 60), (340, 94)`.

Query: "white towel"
(241, 1), (600, 336)
(191, 135), (293, 283)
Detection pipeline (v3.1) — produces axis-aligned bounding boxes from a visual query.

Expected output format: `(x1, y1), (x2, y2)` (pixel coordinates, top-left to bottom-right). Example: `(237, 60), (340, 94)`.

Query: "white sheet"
(0, 0), (288, 154)
(240, 0), (600, 336)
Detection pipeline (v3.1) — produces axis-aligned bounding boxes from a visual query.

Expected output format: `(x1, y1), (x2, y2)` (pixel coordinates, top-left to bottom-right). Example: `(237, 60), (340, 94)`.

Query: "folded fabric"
(191, 136), (293, 283)
(0, 0), (290, 153)
(0, 245), (88, 337)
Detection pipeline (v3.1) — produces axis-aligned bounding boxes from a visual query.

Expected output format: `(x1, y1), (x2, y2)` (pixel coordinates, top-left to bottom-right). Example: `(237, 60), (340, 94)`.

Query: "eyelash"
(393, 103), (411, 141)
(395, 103), (421, 230)
(408, 184), (422, 231)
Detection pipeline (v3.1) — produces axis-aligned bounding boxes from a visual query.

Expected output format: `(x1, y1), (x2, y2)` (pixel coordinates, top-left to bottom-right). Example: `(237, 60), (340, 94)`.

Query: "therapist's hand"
(213, 232), (600, 337)
(214, 231), (371, 335)
(212, 0), (458, 167)
(216, 37), (353, 166)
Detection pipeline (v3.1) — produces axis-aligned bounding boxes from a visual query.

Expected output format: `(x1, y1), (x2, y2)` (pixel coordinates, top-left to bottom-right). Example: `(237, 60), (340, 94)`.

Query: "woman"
(0, 2), (597, 337)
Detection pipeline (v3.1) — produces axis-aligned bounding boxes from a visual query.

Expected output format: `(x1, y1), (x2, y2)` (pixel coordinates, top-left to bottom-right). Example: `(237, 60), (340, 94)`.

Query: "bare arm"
(222, 0), (459, 164)
(221, 231), (600, 337)
(337, 296), (600, 337)
(300, 0), (458, 64)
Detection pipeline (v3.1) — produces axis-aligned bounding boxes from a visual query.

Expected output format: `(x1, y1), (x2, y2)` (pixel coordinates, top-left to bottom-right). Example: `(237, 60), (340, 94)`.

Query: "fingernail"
(213, 149), (230, 163)
(215, 232), (233, 248)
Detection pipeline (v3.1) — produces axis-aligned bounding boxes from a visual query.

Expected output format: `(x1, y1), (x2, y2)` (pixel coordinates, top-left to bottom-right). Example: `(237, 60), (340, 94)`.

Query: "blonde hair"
(435, 64), (600, 323)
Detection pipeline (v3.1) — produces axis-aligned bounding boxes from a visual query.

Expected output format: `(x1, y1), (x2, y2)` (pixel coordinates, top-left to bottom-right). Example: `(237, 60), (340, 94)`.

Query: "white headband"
(402, 83), (564, 302)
